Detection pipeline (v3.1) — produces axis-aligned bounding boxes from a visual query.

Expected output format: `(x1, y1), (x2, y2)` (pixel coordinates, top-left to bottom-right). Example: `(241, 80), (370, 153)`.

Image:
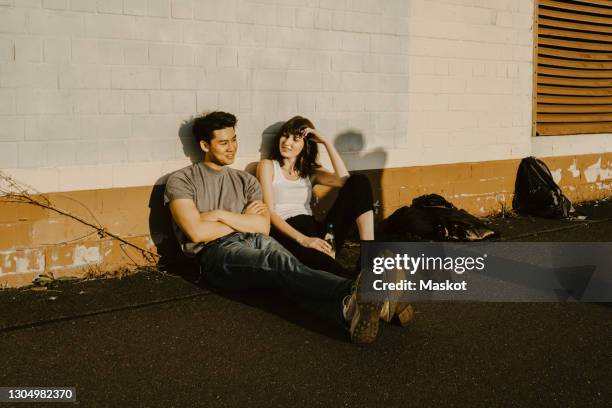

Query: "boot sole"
(350, 302), (383, 344)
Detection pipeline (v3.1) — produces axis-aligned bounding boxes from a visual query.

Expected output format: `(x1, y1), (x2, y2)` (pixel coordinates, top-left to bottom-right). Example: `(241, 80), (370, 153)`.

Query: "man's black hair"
(192, 111), (237, 143)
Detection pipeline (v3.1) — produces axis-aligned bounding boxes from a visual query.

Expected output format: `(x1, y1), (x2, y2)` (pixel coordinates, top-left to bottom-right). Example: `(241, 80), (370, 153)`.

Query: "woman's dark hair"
(192, 111), (237, 143)
(271, 116), (321, 178)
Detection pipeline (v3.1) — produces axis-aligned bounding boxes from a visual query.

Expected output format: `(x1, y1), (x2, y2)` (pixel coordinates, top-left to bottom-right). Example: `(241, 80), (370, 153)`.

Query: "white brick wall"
(400, 0), (536, 167)
(0, 0), (610, 193)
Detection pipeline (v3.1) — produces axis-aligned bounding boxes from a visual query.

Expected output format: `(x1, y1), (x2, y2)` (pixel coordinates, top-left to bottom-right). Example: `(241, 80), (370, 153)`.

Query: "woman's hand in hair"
(302, 127), (328, 145)
(297, 235), (333, 255)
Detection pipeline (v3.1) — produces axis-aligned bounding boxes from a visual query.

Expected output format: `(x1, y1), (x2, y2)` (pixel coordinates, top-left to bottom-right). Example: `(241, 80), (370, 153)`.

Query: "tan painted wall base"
(1, 152), (610, 288)
(371, 153), (611, 218)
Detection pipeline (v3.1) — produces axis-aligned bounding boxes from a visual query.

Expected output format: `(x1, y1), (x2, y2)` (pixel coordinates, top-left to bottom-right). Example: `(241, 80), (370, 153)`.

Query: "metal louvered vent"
(535, 0), (612, 136)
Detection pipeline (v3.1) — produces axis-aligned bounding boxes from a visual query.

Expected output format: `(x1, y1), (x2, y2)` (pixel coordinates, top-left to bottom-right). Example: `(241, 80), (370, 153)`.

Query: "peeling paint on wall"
(551, 168), (562, 184)
(583, 158), (611, 184)
(15, 257), (29, 274)
(73, 245), (101, 266)
(567, 160), (580, 178)
(453, 193), (489, 198)
(13, 250), (44, 274)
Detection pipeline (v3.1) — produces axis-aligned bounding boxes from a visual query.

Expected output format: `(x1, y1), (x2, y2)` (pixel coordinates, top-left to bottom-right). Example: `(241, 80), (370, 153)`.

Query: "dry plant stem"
(0, 171), (159, 263)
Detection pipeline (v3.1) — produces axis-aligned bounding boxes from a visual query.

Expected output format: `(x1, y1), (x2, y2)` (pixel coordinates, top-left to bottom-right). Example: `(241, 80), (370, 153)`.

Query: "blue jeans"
(198, 233), (353, 326)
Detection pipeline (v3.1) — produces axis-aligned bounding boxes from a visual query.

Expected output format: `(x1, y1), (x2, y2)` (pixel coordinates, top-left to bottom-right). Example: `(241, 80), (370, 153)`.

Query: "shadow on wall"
(331, 130), (387, 221)
(244, 121), (284, 176)
(147, 117), (200, 272)
(148, 176), (186, 270)
(179, 117), (203, 164)
(334, 130), (387, 171)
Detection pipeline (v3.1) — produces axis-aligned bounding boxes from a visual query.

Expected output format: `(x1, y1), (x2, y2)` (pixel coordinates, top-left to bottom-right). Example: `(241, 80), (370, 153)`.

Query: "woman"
(256, 116), (375, 279)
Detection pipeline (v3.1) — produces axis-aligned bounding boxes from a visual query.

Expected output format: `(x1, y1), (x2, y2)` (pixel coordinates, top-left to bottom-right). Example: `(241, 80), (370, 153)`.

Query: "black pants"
(271, 174), (374, 279)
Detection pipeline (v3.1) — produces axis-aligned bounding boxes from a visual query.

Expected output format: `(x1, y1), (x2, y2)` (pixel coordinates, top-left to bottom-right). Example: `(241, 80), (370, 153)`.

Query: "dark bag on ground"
(383, 194), (497, 241)
(512, 156), (575, 218)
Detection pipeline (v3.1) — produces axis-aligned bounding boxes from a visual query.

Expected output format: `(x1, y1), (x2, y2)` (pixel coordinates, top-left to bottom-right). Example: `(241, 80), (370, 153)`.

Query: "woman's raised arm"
(305, 128), (349, 187)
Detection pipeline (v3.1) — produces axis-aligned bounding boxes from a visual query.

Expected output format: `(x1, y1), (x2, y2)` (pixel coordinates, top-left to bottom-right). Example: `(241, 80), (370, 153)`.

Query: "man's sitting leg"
(198, 232), (383, 343)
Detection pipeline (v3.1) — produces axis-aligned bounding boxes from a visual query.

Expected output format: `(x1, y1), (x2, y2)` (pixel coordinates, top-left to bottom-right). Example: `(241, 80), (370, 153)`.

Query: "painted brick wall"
(0, 0), (553, 192)
(0, 0), (408, 180)
(399, 0), (535, 166)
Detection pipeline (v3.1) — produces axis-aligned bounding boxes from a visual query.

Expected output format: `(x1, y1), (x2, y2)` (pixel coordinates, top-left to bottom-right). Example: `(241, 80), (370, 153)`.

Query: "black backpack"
(384, 194), (497, 241)
(513, 157), (575, 218)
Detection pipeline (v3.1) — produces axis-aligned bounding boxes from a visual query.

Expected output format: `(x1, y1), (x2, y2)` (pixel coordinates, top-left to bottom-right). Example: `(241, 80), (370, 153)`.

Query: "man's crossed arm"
(169, 199), (270, 244)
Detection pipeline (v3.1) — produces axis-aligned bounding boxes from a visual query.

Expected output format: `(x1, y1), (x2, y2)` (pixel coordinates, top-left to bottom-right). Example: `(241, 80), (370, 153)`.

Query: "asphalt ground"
(1, 199), (611, 407)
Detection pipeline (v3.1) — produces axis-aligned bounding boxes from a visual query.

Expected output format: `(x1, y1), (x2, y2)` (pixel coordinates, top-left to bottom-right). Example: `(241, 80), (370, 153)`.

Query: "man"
(164, 111), (382, 343)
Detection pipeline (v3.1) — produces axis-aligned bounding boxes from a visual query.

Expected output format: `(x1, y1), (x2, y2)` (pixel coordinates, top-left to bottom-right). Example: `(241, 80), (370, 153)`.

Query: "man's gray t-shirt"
(163, 162), (262, 256)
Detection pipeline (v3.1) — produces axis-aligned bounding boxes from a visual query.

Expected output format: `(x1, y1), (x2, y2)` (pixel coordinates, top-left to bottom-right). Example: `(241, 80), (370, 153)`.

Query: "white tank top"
(272, 160), (313, 220)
